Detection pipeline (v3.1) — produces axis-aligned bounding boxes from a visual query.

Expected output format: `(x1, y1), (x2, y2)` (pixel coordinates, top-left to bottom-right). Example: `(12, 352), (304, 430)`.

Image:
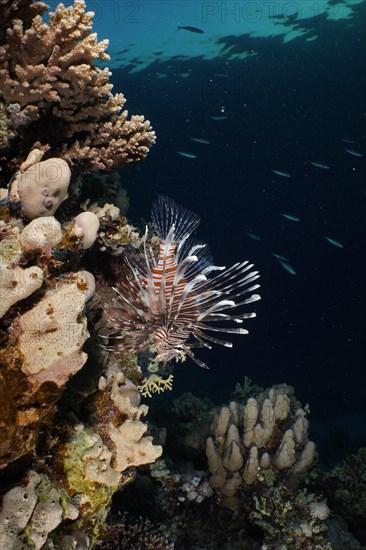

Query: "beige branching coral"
(138, 374), (175, 398)
(0, 0), (156, 174)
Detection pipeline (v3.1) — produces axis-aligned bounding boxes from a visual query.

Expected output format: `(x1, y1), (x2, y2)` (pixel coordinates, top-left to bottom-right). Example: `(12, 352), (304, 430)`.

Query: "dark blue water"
(111, 3), (365, 444)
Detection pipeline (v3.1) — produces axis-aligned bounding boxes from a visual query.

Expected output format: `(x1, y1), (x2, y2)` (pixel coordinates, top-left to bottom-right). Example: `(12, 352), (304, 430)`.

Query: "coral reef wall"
(0, 1), (158, 547)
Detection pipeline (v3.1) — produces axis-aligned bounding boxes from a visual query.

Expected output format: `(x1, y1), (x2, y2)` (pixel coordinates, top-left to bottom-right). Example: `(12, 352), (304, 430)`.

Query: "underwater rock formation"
(0, 0), (160, 547)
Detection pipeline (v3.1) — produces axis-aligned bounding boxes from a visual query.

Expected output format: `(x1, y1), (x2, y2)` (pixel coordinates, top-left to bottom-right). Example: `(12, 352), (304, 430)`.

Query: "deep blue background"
(110, 4), (365, 439)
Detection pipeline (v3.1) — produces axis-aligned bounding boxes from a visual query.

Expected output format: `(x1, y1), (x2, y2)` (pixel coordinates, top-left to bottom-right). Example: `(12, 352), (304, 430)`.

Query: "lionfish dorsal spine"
(168, 255), (198, 310)
(152, 195), (201, 242)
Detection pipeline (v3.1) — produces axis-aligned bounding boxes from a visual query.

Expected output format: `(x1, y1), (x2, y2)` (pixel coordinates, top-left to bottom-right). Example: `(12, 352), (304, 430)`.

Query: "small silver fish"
(272, 169), (292, 178)
(281, 213), (300, 222)
(176, 151), (197, 159)
(272, 253), (290, 262)
(190, 137), (211, 144)
(246, 232), (261, 241)
(310, 161), (330, 170)
(278, 260), (296, 275)
(325, 236), (344, 248)
(210, 116), (228, 121)
(341, 138), (355, 143)
(177, 25), (205, 34)
(345, 148), (363, 158)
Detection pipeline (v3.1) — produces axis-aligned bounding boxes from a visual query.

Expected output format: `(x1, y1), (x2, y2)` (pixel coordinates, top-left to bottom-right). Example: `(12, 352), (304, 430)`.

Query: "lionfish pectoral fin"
(184, 347), (210, 369)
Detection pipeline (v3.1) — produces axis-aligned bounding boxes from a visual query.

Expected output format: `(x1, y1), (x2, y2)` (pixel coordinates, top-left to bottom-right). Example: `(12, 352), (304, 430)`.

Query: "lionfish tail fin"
(152, 195), (201, 242)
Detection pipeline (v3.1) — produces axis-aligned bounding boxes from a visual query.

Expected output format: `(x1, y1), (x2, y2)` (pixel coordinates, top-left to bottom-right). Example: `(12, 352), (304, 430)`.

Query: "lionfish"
(104, 196), (260, 369)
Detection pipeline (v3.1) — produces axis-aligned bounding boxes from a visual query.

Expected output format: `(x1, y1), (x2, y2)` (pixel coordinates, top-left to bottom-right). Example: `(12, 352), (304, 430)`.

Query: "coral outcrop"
(0, 143), (157, 548)
(249, 485), (332, 549)
(0, 0), (156, 175)
(325, 447), (366, 543)
(0, 0), (161, 547)
(0, 272), (92, 470)
(0, 470), (78, 550)
(206, 383), (315, 510)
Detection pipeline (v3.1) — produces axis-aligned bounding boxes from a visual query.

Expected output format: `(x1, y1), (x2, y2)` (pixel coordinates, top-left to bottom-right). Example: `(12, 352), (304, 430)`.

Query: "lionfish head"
(104, 196), (261, 369)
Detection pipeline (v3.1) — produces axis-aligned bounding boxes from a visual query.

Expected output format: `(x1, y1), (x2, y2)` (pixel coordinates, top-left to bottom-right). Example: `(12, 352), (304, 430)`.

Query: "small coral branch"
(0, 0), (48, 23)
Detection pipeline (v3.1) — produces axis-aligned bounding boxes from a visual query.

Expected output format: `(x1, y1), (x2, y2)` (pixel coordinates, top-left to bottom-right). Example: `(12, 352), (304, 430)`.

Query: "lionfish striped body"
(105, 196), (260, 369)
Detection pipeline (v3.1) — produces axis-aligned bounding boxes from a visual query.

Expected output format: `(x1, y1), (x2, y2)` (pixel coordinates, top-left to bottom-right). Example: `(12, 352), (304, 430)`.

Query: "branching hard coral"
(0, 0), (48, 25)
(0, 0), (155, 175)
(138, 374), (174, 398)
(0, 101), (14, 148)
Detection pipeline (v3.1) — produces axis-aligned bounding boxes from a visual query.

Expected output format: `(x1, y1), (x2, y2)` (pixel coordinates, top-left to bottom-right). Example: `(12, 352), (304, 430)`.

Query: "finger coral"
(0, 0), (155, 175)
(206, 383), (316, 510)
